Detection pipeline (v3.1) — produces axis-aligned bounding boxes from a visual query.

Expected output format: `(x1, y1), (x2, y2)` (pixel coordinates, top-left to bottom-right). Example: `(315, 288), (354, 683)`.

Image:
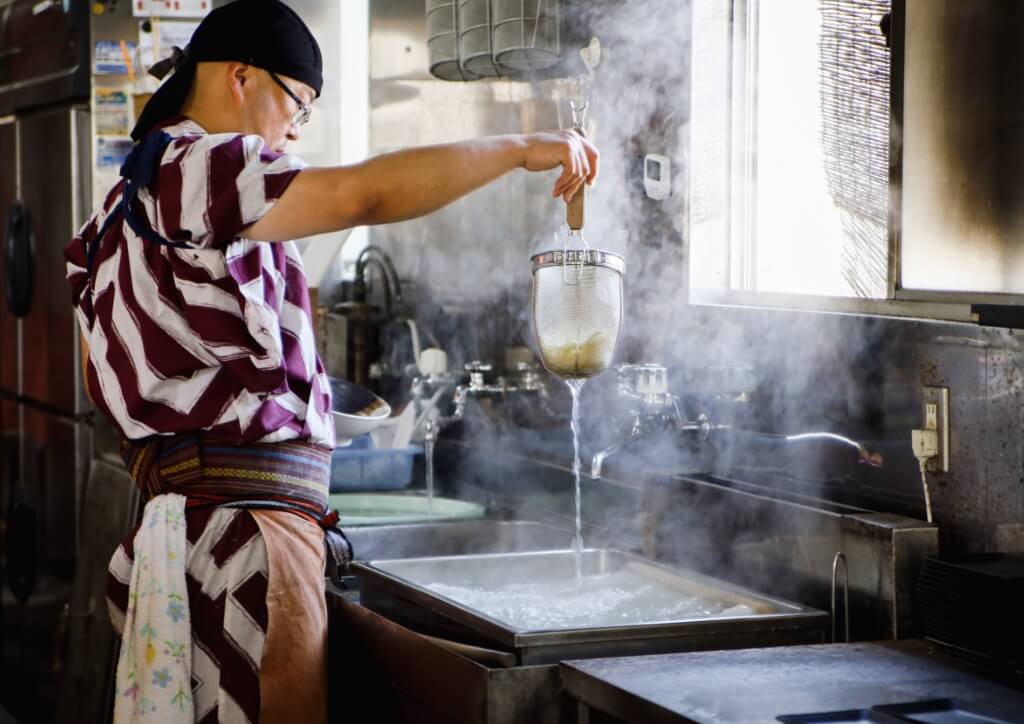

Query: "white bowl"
(332, 406), (391, 443)
(329, 377), (392, 444)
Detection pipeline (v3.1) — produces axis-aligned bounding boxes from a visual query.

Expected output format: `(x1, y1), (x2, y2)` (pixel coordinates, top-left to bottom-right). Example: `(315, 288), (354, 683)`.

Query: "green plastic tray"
(329, 493), (486, 526)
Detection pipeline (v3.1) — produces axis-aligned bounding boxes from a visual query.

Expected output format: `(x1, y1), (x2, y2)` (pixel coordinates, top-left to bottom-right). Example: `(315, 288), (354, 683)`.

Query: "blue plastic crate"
(330, 441), (422, 492)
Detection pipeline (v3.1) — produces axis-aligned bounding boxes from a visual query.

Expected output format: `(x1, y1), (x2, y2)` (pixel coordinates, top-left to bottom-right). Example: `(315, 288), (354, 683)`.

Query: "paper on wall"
(94, 40), (137, 75)
(92, 136), (133, 209)
(133, 0), (210, 18)
(94, 88), (133, 136)
(136, 19), (200, 93)
(96, 137), (134, 170)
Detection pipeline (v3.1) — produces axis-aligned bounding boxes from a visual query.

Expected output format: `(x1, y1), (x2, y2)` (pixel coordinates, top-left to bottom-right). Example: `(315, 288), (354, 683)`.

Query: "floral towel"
(114, 493), (193, 722)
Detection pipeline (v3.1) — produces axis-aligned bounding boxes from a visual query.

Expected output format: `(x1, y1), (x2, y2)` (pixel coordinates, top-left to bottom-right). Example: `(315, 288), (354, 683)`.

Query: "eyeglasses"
(266, 69), (312, 127)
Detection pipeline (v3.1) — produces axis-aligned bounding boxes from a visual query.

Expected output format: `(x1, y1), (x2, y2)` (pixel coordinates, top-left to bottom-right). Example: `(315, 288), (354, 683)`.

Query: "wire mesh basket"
(458, 0), (504, 77)
(492, 0), (562, 74)
(427, 0), (481, 81)
(531, 248), (624, 380)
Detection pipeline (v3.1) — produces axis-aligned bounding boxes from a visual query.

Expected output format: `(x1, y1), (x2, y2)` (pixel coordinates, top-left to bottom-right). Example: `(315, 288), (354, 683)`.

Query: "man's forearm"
(241, 130), (595, 242)
(354, 135), (527, 224)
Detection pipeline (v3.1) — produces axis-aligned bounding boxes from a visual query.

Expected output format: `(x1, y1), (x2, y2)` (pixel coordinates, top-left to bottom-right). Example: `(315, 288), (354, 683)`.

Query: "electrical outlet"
(922, 386), (950, 472)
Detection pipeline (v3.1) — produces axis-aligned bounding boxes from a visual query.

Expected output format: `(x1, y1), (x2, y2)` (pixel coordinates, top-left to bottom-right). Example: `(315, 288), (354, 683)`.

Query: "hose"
(354, 245), (403, 310)
(916, 458), (934, 524)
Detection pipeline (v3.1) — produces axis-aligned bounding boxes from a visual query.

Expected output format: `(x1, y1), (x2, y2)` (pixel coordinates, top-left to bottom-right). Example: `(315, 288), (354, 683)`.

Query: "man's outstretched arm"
(241, 130), (598, 242)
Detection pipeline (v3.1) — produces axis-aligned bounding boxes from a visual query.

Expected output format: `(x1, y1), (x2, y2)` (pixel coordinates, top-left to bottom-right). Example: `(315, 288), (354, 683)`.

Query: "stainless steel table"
(560, 640), (1024, 724)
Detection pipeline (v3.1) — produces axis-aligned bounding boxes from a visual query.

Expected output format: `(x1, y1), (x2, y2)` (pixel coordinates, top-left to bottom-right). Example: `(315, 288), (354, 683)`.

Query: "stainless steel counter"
(560, 640), (1024, 724)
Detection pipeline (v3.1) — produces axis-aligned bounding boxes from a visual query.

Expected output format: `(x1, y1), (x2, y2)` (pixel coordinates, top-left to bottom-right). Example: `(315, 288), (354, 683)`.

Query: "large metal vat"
(353, 549), (829, 665)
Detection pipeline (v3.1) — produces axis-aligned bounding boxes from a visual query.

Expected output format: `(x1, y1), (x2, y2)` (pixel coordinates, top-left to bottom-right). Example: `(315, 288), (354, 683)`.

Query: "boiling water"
(567, 378), (585, 579)
(426, 569), (757, 630)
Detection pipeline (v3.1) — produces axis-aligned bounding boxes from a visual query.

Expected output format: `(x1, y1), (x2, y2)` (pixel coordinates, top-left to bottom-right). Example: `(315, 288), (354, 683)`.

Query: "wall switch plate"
(922, 386), (950, 472)
(643, 154), (671, 200)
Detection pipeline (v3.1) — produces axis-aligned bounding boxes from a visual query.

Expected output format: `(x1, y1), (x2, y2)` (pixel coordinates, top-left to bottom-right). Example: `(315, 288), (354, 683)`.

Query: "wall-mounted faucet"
(589, 364), (883, 480)
(591, 364), (714, 479)
(411, 355), (546, 444)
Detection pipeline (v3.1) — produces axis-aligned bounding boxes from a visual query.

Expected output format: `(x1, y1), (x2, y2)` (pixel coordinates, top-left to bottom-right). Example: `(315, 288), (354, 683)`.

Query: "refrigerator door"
(0, 0), (90, 115)
(0, 116), (18, 587)
(18, 105), (80, 418)
(0, 118), (15, 481)
(1, 105), (91, 587)
(0, 104), (93, 721)
(0, 404), (76, 723)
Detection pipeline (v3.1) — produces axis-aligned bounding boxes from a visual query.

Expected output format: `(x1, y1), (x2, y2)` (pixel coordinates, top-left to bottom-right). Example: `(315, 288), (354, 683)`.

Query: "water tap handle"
(465, 361), (492, 391)
(618, 364), (674, 417)
(635, 365), (669, 396)
(515, 361), (543, 392)
(418, 347), (449, 380)
(619, 364), (668, 395)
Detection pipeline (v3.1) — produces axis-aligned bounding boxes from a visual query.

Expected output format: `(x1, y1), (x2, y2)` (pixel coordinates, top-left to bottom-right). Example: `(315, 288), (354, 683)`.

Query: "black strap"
(149, 45), (190, 81)
(85, 131), (192, 277)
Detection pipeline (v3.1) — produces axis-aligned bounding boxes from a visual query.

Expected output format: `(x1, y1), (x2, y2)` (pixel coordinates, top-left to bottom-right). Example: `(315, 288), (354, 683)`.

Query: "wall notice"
(133, 0), (210, 18)
(94, 88), (133, 137)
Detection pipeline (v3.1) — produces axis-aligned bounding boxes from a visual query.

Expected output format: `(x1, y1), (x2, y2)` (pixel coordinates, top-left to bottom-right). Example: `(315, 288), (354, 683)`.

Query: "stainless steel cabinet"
(0, 104), (93, 723)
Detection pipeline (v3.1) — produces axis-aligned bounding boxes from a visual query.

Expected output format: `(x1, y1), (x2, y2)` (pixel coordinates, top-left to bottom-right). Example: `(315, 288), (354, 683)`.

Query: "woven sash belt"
(121, 434), (352, 579)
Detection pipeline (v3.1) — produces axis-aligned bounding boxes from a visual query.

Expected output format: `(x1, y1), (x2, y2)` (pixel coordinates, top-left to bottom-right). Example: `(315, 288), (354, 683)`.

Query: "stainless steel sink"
(353, 549), (829, 664)
(345, 519), (575, 562)
(338, 520), (577, 597)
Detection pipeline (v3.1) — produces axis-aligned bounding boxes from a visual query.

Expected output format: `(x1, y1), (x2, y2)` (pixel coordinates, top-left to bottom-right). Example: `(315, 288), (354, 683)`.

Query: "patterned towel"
(113, 494), (193, 722)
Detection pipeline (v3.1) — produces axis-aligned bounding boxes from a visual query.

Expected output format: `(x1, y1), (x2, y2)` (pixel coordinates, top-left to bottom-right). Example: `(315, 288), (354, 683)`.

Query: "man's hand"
(522, 130), (600, 202)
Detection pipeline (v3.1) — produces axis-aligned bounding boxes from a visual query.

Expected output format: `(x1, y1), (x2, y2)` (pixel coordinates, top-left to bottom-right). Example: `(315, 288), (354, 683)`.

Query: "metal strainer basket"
(492, 0), (562, 74)
(427, 0), (481, 81)
(531, 247), (624, 380)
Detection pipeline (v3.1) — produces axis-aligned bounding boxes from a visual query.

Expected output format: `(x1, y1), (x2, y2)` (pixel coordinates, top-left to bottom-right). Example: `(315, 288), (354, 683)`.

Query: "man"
(64, 0), (597, 722)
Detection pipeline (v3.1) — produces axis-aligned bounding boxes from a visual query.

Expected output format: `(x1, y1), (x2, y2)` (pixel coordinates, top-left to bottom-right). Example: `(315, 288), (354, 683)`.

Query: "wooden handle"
(565, 126), (586, 231)
(566, 182), (585, 231)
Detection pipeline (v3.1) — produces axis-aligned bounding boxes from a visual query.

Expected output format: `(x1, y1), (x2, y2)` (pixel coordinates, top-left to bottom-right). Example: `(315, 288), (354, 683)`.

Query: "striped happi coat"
(64, 116), (335, 449)
(66, 118), (337, 722)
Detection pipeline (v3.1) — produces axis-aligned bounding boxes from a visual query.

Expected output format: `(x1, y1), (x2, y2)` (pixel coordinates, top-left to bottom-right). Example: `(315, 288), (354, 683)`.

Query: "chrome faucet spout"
(590, 424), (644, 479)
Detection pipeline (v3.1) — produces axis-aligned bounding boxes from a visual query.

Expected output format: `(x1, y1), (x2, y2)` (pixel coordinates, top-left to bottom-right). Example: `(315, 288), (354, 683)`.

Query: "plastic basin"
(330, 493), (486, 526)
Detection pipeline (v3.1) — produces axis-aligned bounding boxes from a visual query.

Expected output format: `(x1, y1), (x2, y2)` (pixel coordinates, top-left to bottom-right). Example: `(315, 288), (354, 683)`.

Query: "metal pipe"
(354, 245), (403, 309)
(831, 551), (850, 643)
(735, 430), (883, 467)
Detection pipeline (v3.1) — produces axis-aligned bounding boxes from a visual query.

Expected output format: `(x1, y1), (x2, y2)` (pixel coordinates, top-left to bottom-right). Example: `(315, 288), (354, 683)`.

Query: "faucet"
(411, 357), (545, 444)
(410, 359), (462, 445)
(591, 364), (715, 479)
(589, 363), (886, 481)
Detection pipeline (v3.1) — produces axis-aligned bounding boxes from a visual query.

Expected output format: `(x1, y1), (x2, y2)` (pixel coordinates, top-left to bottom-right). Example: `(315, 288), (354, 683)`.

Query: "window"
(691, 0), (892, 303)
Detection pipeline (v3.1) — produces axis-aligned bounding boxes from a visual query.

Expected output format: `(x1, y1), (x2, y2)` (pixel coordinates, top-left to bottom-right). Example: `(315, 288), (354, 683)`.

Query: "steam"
(355, 0), (930, 609)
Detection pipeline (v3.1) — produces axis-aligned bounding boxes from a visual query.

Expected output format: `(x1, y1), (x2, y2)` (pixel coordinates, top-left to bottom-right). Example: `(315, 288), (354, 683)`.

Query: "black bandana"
(131, 0), (323, 141)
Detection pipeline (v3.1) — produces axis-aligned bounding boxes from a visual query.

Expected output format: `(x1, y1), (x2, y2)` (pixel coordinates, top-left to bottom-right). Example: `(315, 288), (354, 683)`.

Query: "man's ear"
(227, 62), (252, 104)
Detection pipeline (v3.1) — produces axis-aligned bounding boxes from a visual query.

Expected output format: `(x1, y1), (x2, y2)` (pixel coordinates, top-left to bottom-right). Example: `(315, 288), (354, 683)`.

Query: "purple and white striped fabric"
(65, 117), (334, 448)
